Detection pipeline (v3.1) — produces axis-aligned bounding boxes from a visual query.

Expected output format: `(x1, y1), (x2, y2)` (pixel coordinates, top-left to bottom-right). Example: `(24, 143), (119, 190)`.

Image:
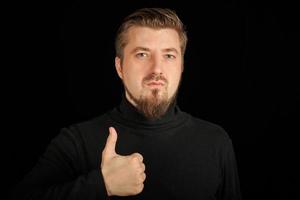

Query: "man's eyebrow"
(162, 48), (179, 54)
(131, 47), (151, 54)
(130, 47), (179, 55)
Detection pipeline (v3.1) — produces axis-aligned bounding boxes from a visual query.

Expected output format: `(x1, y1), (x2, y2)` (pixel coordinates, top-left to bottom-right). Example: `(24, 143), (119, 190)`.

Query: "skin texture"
(101, 26), (184, 196)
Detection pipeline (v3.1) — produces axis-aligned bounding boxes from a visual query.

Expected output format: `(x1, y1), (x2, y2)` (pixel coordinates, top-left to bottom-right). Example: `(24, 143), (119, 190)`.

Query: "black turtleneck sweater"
(12, 95), (242, 200)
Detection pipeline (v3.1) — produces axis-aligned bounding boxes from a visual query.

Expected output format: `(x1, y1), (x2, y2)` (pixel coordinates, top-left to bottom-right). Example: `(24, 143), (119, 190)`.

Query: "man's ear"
(115, 57), (123, 79)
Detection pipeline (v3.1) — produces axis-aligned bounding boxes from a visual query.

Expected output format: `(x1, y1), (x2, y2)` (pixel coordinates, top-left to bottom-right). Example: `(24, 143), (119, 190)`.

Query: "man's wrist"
(101, 168), (112, 196)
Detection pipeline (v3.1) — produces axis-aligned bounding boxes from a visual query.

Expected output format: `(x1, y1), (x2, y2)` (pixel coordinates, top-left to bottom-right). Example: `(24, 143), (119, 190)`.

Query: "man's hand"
(101, 127), (146, 196)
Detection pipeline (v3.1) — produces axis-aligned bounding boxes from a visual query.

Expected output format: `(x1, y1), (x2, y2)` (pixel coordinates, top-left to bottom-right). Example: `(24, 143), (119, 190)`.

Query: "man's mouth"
(146, 81), (165, 87)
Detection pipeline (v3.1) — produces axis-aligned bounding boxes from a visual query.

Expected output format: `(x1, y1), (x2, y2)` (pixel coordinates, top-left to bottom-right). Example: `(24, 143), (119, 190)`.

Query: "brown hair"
(115, 8), (188, 60)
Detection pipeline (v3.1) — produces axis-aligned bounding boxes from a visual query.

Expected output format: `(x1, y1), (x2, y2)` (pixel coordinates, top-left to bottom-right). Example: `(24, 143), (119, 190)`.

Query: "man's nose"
(149, 54), (163, 74)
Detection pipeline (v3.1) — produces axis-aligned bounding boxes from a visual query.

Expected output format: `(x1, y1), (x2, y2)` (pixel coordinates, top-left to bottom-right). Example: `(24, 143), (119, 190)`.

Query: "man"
(13, 8), (242, 200)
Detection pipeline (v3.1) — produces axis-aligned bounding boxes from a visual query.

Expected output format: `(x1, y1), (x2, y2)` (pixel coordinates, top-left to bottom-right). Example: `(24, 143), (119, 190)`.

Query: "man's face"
(115, 26), (183, 119)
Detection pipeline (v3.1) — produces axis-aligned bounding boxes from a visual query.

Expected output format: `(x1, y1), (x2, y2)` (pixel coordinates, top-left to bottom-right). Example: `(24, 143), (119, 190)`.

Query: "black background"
(8, 0), (299, 199)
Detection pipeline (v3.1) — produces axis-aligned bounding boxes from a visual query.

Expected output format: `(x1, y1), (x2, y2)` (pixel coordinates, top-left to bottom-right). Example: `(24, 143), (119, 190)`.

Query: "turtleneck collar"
(108, 93), (189, 131)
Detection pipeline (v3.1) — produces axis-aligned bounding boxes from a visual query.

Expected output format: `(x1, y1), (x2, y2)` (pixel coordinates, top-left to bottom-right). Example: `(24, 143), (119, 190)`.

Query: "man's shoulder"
(61, 110), (113, 137)
(76, 111), (112, 129)
(186, 113), (230, 140)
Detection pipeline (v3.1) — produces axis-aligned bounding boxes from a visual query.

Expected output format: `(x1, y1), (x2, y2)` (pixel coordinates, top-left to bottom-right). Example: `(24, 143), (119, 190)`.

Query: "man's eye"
(165, 54), (176, 59)
(136, 53), (148, 58)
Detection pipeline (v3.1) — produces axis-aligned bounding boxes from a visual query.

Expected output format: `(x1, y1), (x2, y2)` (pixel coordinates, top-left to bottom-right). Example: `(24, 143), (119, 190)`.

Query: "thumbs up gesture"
(101, 127), (146, 196)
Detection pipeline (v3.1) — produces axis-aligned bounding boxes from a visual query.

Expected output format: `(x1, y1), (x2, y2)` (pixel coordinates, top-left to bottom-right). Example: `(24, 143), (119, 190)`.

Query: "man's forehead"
(127, 26), (179, 39)
(125, 26), (181, 51)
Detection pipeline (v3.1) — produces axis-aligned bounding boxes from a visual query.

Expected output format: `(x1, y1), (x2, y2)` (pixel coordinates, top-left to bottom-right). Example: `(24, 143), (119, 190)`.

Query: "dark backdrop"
(8, 0), (299, 199)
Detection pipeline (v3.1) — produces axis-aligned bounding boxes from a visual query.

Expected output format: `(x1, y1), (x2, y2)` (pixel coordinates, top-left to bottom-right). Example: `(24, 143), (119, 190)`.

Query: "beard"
(123, 73), (181, 120)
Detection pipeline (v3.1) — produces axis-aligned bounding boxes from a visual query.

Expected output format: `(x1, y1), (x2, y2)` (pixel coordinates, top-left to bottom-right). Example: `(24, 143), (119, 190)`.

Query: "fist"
(101, 127), (146, 196)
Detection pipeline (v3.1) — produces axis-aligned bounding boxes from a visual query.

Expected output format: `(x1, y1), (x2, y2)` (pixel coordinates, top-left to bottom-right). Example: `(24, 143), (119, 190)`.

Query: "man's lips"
(146, 81), (165, 86)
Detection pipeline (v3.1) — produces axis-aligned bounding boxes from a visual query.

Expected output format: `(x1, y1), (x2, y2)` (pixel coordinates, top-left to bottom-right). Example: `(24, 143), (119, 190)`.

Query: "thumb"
(103, 127), (118, 158)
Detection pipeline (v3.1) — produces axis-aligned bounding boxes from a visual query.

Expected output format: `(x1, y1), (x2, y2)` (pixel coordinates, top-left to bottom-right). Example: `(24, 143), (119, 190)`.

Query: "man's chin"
(124, 86), (174, 120)
(145, 92), (166, 103)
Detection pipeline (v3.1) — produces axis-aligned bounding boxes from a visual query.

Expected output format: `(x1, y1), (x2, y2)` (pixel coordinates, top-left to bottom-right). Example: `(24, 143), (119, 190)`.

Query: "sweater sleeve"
(12, 127), (110, 200)
(216, 135), (242, 200)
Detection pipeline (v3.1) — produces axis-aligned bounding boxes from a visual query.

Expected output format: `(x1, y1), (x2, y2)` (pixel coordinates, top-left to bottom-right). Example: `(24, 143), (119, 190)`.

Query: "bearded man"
(12, 8), (242, 200)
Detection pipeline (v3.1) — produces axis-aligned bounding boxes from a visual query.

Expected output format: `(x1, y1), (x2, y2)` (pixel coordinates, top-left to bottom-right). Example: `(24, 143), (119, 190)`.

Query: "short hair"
(115, 8), (188, 59)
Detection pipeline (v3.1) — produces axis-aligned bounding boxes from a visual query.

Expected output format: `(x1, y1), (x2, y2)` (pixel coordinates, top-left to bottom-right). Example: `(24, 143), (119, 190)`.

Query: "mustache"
(143, 73), (168, 84)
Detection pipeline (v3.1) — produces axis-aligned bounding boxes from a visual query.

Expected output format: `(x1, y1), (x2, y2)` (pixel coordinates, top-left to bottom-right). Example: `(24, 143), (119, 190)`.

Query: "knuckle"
(130, 155), (138, 162)
(138, 153), (143, 160)
(138, 175), (143, 183)
(137, 172), (146, 184)
(141, 163), (146, 171)
(131, 159), (142, 167)
(135, 184), (144, 194)
(138, 166), (144, 173)
(132, 152), (138, 157)
(139, 183), (144, 192)
(133, 153), (143, 161)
